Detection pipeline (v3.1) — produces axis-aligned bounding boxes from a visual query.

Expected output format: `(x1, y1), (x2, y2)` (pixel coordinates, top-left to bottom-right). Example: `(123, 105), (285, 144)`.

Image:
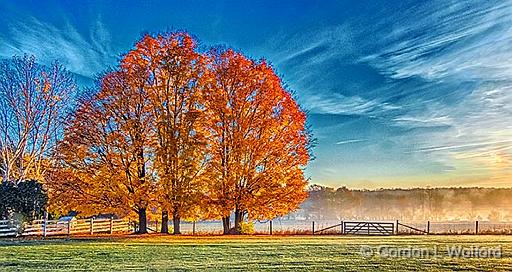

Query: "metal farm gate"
(313, 221), (396, 236)
(343, 221), (394, 235)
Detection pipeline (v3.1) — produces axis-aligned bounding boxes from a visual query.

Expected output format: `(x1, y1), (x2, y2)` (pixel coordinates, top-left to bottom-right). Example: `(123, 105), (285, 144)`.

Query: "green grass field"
(0, 235), (511, 271)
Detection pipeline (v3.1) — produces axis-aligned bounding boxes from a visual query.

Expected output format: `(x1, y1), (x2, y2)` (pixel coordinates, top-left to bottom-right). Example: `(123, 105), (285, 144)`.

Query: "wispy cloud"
(393, 115), (452, 128)
(259, 1), (512, 186)
(266, 0), (512, 186)
(336, 139), (366, 145)
(0, 15), (115, 78)
(408, 140), (512, 153)
(304, 93), (399, 116)
(268, 24), (356, 68)
(264, 25), (403, 117)
(363, 1), (512, 81)
(360, 0), (512, 179)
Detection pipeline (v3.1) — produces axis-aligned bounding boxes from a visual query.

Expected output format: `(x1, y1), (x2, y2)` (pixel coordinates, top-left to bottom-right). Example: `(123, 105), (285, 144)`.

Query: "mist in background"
(293, 185), (512, 222)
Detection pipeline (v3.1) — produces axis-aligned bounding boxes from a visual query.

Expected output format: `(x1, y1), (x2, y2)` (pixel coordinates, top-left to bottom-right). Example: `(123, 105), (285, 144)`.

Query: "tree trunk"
(161, 210), (169, 234)
(137, 207), (148, 234)
(135, 144), (147, 234)
(233, 209), (244, 235)
(172, 210), (181, 235)
(222, 216), (231, 235)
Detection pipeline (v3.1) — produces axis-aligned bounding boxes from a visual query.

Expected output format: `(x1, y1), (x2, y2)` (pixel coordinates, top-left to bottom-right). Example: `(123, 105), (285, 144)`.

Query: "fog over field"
(295, 185), (512, 222)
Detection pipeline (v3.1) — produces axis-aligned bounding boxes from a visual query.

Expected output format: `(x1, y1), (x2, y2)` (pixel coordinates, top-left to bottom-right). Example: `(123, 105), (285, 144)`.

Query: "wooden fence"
(4, 218), (512, 237)
(0, 220), (19, 237)
(0, 218), (131, 237)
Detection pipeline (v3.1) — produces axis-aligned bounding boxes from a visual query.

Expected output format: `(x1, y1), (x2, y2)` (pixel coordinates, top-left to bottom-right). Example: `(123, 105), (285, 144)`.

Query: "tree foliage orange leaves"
(120, 32), (210, 234)
(48, 68), (156, 232)
(203, 49), (311, 233)
(48, 31), (313, 235)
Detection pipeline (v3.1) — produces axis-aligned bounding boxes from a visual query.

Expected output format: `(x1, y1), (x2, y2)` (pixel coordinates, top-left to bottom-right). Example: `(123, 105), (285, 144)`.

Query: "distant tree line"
(297, 185), (512, 222)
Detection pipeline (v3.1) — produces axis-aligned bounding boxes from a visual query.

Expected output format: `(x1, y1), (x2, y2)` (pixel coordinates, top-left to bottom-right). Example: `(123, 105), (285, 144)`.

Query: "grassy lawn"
(0, 235), (511, 271)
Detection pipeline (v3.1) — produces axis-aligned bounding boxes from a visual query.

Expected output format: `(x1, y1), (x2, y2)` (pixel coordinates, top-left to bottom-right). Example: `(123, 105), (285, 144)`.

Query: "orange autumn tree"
(204, 49), (311, 234)
(48, 70), (155, 233)
(121, 33), (210, 234)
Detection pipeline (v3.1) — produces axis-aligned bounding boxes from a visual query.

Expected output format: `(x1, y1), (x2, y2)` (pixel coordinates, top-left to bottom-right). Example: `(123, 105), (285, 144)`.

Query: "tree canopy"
(40, 31), (313, 234)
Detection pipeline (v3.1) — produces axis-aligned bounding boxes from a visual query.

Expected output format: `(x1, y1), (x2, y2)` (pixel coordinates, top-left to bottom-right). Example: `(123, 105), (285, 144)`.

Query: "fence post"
(110, 217), (113, 234)
(156, 219), (159, 233)
(67, 220), (71, 237)
(395, 220), (399, 235)
(90, 217), (94, 235)
(43, 211), (48, 238)
(312, 221), (315, 235)
(193, 221), (196, 236)
(269, 220), (273, 235)
(427, 221), (430, 235)
(340, 221), (344, 235)
(475, 221), (479, 235)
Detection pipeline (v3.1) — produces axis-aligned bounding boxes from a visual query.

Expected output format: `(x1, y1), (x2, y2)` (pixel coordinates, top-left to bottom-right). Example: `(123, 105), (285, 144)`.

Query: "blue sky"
(1, 0), (511, 188)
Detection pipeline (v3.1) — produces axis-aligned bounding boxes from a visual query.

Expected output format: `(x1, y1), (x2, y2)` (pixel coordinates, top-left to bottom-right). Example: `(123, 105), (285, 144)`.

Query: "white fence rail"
(0, 218), (131, 237)
(0, 220), (19, 237)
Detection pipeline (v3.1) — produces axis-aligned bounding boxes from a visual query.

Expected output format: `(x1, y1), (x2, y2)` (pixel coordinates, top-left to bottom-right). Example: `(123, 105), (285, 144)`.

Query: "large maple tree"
(121, 33), (210, 234)
(49, 70), (156, 233)
(203, 49), (311, 234)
